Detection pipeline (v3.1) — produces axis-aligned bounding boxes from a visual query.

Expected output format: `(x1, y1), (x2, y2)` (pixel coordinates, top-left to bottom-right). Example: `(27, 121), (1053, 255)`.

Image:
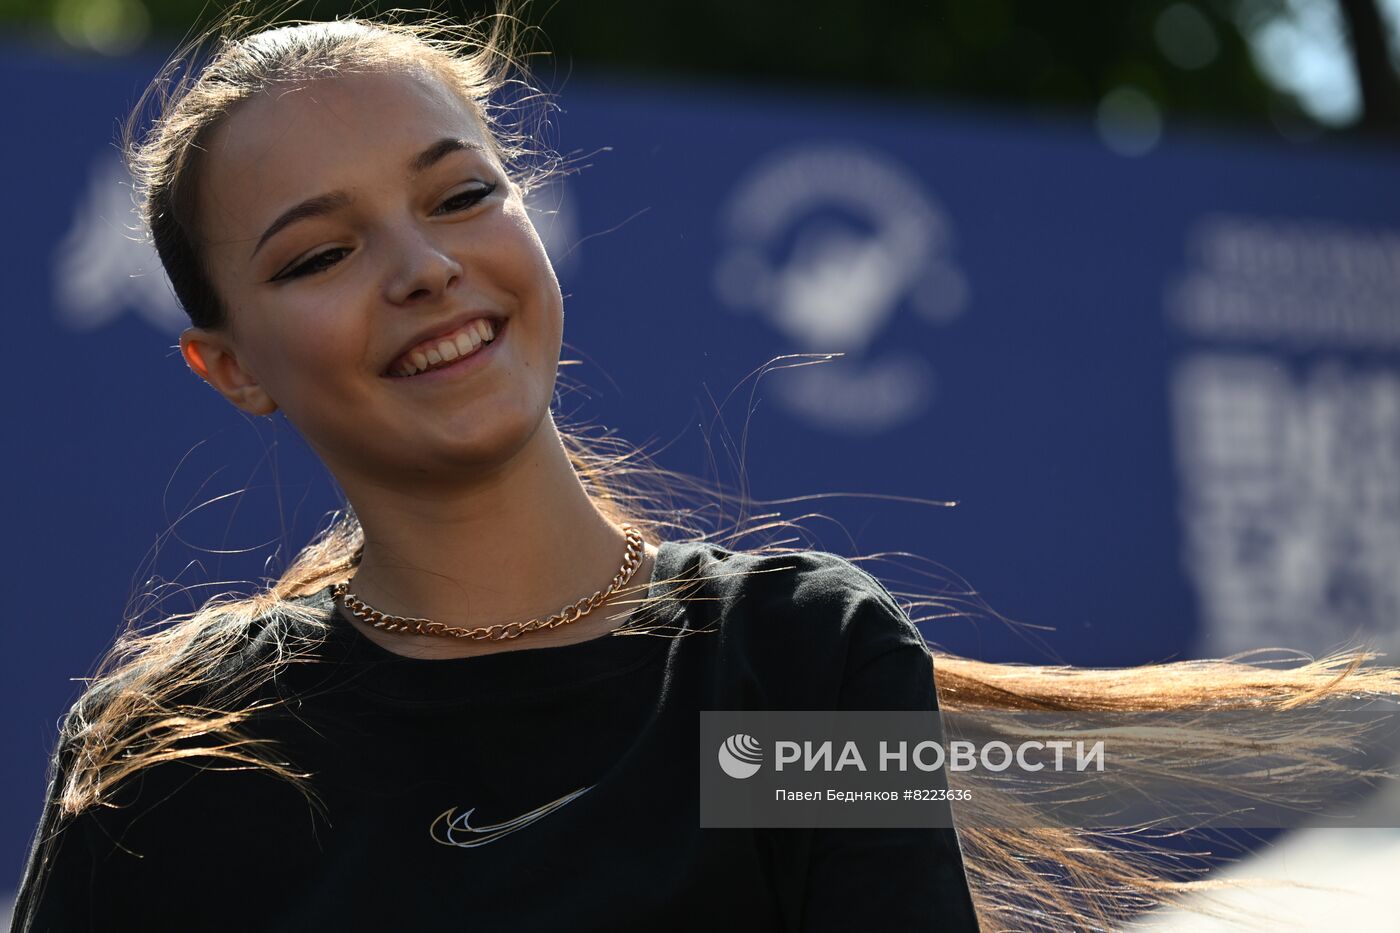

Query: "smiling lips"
(389, 318), (498, 377)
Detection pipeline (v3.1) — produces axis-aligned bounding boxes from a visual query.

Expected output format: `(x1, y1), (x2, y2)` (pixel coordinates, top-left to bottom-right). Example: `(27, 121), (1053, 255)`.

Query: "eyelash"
(272, 182), (499, 282)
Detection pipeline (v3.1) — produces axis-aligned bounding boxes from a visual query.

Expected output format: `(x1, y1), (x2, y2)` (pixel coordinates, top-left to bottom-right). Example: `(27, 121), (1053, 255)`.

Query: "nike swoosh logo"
(429, 785), (595, 849)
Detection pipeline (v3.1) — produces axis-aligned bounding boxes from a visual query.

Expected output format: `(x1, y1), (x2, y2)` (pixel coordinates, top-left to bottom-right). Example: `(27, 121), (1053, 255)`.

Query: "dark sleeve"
(11, 728), (107, 933)
(798, 574), (982, 932)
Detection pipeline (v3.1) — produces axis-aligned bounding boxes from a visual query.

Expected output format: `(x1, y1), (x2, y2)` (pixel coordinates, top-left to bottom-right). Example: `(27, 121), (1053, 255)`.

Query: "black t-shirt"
(13, 540), (981, 932)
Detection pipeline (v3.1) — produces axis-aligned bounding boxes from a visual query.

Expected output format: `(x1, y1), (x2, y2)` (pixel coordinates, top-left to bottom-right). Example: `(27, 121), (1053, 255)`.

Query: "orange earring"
(182, 342), (210, 379)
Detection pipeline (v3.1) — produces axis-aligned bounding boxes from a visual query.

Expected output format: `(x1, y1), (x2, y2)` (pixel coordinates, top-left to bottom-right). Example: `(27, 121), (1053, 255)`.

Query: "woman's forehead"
(198, 68), (494, 237)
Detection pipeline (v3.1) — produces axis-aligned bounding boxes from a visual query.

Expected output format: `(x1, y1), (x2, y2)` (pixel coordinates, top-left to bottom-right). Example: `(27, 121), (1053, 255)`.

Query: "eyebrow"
(250, 137), (486, 259)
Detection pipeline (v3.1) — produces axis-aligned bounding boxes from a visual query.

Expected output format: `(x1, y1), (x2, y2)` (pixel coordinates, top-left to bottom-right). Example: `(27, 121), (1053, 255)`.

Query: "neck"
(334, 414), (643, 649)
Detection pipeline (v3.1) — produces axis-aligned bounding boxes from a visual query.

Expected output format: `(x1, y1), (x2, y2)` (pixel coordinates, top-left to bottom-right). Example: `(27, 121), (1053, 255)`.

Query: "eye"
(433, 181), (498, 216)
(272, 247), (352, 282)
(270, 182), (499, 283)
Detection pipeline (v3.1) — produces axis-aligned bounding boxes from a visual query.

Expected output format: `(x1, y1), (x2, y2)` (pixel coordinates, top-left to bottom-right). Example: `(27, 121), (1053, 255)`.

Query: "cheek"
(480, 214), (564, 348)
(498, 202), (559, 284)
(239, 300), (360, 399)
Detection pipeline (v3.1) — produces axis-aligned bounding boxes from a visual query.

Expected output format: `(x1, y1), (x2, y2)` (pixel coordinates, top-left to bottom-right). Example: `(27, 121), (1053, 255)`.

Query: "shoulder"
(40, 594), (341, 827)
(81, 592), (337, 714)
(665, 540), (917, 627)
(52, 591), (342, 788)
(658, 540), (931, 687)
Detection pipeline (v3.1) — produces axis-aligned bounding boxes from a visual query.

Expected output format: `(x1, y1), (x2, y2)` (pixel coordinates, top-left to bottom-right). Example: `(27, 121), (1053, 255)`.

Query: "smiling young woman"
(12, 7), (1400, 933)
(176, 57), (643, 663)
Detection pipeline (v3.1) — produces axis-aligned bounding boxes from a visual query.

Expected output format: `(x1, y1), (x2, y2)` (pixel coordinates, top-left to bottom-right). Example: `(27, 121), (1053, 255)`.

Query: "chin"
(424, 402), (552, 469)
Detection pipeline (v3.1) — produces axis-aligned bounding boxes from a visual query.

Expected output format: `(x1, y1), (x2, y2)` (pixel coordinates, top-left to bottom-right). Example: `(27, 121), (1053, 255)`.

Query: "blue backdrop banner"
(5, 42), (1399, 887)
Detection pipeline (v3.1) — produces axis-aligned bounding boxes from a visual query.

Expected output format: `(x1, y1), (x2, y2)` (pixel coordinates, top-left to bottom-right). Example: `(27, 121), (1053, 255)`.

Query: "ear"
(179, 327), (278, 416)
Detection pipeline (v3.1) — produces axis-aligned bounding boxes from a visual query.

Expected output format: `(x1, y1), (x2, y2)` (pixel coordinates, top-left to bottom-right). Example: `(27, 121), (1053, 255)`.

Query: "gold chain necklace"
(331, 526), (646, 641)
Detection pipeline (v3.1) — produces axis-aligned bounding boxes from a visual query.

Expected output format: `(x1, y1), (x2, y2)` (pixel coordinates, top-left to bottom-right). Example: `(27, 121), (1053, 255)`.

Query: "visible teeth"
(392, 319), (499, 377)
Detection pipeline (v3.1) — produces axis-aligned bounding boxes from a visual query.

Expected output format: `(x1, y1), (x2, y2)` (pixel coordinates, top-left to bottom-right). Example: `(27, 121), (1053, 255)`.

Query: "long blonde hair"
(51, 6), (1400, 931)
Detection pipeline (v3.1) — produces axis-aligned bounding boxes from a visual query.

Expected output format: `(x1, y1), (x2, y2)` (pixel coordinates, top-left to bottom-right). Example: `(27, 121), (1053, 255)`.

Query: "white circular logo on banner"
(714, 144), (968, 433)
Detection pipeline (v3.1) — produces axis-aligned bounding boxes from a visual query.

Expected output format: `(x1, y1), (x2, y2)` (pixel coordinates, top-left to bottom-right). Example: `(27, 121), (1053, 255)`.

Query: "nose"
(383, 224), (464, 305)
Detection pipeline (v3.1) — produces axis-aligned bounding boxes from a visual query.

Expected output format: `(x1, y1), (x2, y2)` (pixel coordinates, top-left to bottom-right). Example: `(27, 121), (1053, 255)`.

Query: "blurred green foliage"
(2, 0), (1396, 144)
